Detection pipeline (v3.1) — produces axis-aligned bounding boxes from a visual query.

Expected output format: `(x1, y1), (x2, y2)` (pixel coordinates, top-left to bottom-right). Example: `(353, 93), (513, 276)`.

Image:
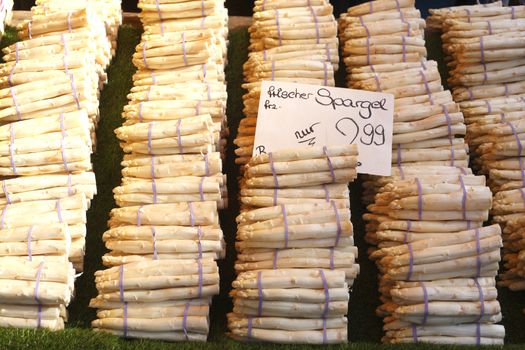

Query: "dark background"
(13, 0), (513, 18)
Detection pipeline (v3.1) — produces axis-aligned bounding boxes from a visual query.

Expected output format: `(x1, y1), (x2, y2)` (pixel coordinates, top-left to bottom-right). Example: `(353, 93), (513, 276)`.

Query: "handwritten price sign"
(253, 81), (394, 176)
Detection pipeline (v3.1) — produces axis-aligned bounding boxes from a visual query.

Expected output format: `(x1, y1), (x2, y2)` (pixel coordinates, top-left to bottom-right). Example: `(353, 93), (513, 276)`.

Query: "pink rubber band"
(369, 1), (373, 14)
(0, 205), (8, 229)
(10, 87), (21, 120)
(27, 225), (34, 261)
(155, 0), (165, 36)
(138, 102), (144, 122)
(67, 12), (72, 32)
(151, 72), (157, 85)
(9, 125), (17, 175)
(69, 74), (81, 110)
(182, 302), (190, 340)
(199, 177), (205, 201)
(281, 204), (289, 248)
(201, 0), (205, 16)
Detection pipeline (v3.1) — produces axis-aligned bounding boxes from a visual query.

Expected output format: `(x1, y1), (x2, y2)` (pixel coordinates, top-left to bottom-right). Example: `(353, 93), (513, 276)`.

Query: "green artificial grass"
(0, 24), (524, 350)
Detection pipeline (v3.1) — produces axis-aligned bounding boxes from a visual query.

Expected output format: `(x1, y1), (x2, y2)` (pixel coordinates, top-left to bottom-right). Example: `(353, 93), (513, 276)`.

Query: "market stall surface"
(0, 24), (524, 350)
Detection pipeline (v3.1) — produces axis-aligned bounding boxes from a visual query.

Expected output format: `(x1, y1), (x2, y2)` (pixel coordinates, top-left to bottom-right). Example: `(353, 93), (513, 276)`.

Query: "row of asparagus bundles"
(0, 0), (121, 332)
(228, 144), (359, 344)
(340, 0), (504, 344)
(0, 0), (13, 35)
(234, 0), (339, 167)
(90, 0), (228, 342)
(428, 2), (525, 293)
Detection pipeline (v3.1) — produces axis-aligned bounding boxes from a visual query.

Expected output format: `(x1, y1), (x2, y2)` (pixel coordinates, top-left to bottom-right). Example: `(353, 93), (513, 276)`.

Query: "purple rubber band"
(67, 12), (72, 32)
(331, 200), (342, 247)
(487, 21), (493, 35)
(329, 247), (335, 269)
(458, 166), (467, 175)
(459, 175), (467, 220)
(2, 181), (10, 204)
(0, 205), (8, 229)
(8, 58), (17, 87)
(504, 83), (510, 97)
(257, 271), (263, 316)
(402, 36), (407, 62)
(372, 72), (382, 92)
(204, 153), (210, 176)
(474, 228), (482, 277)
(60, 134), (69, 173)
(123, 301), (128, 338)
(273, 188), (278, 206)
(366, 36), (371, 65)
(412, 323), (418, 343)
(359, 16), (371, 37)
(323, 146), (336, 183)
(407, 243), (414, 281)
(181, 32), (188, 66)
(480, 36), (486, 64)
(34, 261), (44, 304)
(323, 184), (330, 202)
(150, 154), (156, 180)
(199, 177), (205, 201)
(10, 87), (21, 120)
(263, 50), (267, 61)
(197, 226), (202, 259)
(247, 317), (253, 338)
(320, 269), (330, 318)
(404, 220), (412, 244)
(369, 1), (373, 13)
(56, 199), (63, 223)
(155, 0), (165, 36)
(273, 248), (278, 269)
(269, 152), (279, 188)
(281, 204), (289, 249)
(420, 70), (434, 105)
(405, 21), (412, 37)
(177, 119), (183, 154)
(147, 85), (154, 102)
(138, 102), (144, 122)
(420, 60), (427, 71)
(466, 8), (472, 22)
(119, 265), (125, 302)
(201, 0), (205, 16)
(467, 88), (474, 101)
(69, 74), (81, 110)
(151, 226), (158, 260)
(271, 60), (275, 81)
(395, 0), (401, 12)
(476, 322), (481, 346)
(201, 16), (206, 30)
(415, 178), (423, 220)
(309, 6), (320, 44)
(152, 176), (158, 204)
(512, 6), (516, 19)
(474, 278), (485, 322)
(323, 62), (328, 86)
(151, 72), (157, 85)
(136, 205), (143, 227)
(189, 202), (196, 226)
(500, 113), (506, 123)
(147, 122), (154, 154)
(197, 258), (203, 298)
(506, 122), (525, 186)
(485, 100), (492, 114)
(28, 20), (32, 39)
(276, 10), (282, 46)
(182, 302), (190, 340)
(421, 282), (429, 324)
(36, 304), (42, 329)
(325, 43), (332, 64)
(322, 318), (327, 344)
(27, 225), (33, 261)
(467, 220), (472, 230)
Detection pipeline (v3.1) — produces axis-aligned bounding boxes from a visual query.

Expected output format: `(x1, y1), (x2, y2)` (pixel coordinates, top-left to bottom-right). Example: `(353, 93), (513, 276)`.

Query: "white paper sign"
(253, 81), (395, 176)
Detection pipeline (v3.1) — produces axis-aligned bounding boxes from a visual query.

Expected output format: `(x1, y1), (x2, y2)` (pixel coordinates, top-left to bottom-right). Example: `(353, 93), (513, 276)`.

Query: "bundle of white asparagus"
(229, 145), (358, 344)
(341, 0), (505, 344)
(91, 0), (227, 342)
(234, 0), (339, 167)
(430, 2), (525, 292)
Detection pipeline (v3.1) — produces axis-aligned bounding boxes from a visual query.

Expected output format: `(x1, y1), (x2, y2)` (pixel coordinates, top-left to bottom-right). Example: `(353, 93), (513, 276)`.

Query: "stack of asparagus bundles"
(339, 0), (505, 344)
(228, 145), (359, 344)
(430, 3), (525, 291)
(234, 0), (339, 167)
(0, 0), (13, 35)
(90, 0), (227, 342)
